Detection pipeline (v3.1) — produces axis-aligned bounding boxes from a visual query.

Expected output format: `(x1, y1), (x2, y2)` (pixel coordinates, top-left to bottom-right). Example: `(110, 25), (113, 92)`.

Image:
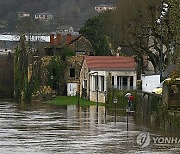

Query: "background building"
(95, 4), (116, 13)
(35, 13), (53, 21)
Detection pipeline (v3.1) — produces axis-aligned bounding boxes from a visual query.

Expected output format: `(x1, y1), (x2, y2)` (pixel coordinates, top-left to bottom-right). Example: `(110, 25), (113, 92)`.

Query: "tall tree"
(14, 35), (32, 102)
(80, 12), (112, 56)
(167, 0), (180, 64)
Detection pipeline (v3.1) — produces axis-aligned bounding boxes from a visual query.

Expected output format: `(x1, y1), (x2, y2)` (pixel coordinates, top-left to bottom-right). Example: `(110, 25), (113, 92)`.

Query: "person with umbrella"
(125, 93), (134, 111)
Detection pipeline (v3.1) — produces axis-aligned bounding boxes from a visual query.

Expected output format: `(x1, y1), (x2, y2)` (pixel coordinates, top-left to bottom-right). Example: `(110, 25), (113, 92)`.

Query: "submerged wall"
(0, 54), (14, 99)
(135, 91), (180, 134)
(107, 88), (180, 134)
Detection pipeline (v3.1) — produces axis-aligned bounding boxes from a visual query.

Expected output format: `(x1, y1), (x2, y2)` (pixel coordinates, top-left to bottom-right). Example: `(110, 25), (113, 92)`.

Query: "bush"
(107, 88), (137, 109)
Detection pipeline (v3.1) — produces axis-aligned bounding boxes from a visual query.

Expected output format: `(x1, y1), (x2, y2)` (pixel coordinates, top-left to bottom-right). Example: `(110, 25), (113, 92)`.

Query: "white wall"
(141, 74), (160, 92)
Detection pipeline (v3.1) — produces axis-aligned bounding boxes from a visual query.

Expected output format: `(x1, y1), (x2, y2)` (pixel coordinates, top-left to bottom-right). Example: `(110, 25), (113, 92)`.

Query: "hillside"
(0, 0), (116, 32)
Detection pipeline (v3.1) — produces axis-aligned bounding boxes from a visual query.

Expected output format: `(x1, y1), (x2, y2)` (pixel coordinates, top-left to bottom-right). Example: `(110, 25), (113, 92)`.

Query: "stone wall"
(66, 56), (84, 83)
(163, 79), (180, 109)
(135, 91), (180, 134)
(107, 88), (180, 134)
(0, 54), (14, 98)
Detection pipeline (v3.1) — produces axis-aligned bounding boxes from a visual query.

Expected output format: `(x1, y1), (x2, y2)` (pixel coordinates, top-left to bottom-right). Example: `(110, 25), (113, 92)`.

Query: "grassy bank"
(45, 96), (104, 106)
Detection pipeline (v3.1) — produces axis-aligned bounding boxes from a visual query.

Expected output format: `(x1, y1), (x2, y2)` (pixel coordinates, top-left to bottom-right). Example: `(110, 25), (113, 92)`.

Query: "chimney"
(66, 33), (72, 45)
(55, 33), (61, 46)
(116, 52), (119, 57)
(50, 34), (54, 46)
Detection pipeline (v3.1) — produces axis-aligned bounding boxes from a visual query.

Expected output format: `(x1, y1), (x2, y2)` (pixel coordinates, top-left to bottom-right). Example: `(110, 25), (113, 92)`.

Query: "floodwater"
(0, 101), (179, 154)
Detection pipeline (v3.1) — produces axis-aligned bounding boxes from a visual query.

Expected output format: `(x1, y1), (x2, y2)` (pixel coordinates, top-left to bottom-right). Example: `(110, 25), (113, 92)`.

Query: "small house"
(95, 4), (116, 13)
(56, 26), (74, 34)
(45, 33), (94, 56)
(35, 13), (53, 21)
(18, 12), (30, 20)
(80, 56), (137, 103)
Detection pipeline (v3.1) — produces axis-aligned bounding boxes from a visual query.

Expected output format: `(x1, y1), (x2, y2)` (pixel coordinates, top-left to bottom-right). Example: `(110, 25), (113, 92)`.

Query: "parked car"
(152, 87), (162, 94)
(152, 78), (171, 95)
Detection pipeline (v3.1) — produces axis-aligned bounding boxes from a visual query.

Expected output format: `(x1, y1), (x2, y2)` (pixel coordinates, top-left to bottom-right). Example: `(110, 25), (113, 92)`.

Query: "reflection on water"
(0, 101), (179, 154)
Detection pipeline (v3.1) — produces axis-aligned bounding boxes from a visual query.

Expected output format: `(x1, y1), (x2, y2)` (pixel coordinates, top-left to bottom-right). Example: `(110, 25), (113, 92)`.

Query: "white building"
(80, 56), (137, 103)
(56, 26), (74, 34)
(0, 34), (50, 52)
(35, 13), (53, 21)
(141, 74), (160, 93)
(18, 12), (30, 20)
(0, 48), (13, 55)
(95, 4), (116, 13)
(0, 34), (50, 42)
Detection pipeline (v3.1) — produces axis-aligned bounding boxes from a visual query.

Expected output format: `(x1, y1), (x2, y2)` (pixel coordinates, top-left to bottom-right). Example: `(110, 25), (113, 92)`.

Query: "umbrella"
(125, 93), (131, 98)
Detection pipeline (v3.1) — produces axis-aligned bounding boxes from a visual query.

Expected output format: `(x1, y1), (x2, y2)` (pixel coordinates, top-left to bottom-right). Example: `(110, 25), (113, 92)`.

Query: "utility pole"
(157, 1), (169, 80)
(160, 22), (163, 80)
(96, 72), (98, 108)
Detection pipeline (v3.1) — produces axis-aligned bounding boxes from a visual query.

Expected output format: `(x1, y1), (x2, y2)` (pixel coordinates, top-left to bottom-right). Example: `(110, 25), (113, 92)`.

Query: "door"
(67, 83), (77, 96)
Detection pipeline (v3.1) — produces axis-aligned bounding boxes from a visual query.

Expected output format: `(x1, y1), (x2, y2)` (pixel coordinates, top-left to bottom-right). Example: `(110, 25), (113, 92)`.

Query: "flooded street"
(0, 101), (179, 154)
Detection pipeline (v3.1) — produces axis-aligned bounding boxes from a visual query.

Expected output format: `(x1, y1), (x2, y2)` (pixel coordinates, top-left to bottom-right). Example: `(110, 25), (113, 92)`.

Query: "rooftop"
(95, 4), (115, 7)
(85, 56), (136, 70)
(35, 12), (52, 15)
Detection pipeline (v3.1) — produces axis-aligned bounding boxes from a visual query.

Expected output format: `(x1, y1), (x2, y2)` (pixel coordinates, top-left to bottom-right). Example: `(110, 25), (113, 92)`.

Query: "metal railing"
(111, 85), (136, 90)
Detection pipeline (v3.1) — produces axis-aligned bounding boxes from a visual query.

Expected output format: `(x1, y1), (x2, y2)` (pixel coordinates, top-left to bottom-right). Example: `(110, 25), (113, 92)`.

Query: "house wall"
(66, 56), (84, 96)
(66, 56), (84, 82)
(90, 91), (105, 103)
(68, 36), (93, 56)
(80, 59), (89, 98)
(89, 71), (106, 103)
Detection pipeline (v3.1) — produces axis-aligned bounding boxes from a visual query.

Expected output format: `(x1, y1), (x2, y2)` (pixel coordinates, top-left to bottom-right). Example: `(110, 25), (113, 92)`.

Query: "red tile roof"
(85, 56), (136, 70)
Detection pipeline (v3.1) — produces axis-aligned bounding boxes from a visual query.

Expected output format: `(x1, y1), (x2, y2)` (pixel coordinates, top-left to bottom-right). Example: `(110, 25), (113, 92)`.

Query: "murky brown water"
(0, 101), (179, 154)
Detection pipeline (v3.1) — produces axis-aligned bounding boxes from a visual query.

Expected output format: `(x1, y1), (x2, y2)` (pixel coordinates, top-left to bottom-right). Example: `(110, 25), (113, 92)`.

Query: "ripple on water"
(0, 102), (179, 154)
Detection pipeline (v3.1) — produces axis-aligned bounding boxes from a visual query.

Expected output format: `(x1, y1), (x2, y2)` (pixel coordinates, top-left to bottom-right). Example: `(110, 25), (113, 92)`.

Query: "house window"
(117, 76), (121, 89)
(112, 76), (114, 86)
(83, 80), (87, 89)
(84, 68), (87, 78)
(130, 76), (133, 89)
(100, 76), (104, 91)
(117, 76), (128, 90)
(70, 68), (75, 77)
(94, 76), (98, 91)
(123, 77), (128, 89)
